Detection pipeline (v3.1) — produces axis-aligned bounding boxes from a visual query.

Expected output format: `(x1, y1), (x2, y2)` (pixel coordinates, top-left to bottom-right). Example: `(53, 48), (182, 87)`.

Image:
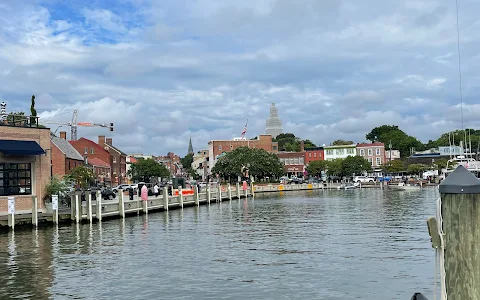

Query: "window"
(376, 148), (380, 155)
(360, 149), (365, 156)
(376, 157), (381, 166)
(84, 147), (88, 154)
(273, 146), (278, 151)
(313, 152), (317, 157)
(219, 145), (222, 151)
(336, 149), (344, 155)
(368, 157), (373, 166)
(308, 153), (312, 158)
(368, 149), (373, 156)
(68, 161), (71, 170)
(347, 148), (355, 154)
(289, 158), (294, 165)
(299, 157), (304, 164)
(326, 149), (333, 155)
(113, 157), (117, 163)
(91, 148), (95, 154)
(294, 157), (299, 164)
(280, 158), (285, 164)
(0, 163), (32, 196)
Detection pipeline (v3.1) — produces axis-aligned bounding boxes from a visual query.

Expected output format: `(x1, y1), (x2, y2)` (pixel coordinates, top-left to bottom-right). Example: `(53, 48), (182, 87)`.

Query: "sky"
(1, 0), (480, 157)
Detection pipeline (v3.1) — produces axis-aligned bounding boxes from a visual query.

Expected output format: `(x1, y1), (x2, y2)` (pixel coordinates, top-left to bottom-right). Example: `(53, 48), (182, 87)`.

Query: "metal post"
(31, 196), (38, 226)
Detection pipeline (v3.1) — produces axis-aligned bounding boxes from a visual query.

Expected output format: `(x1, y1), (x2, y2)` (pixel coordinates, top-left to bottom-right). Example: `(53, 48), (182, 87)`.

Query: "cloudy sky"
(1, 0), (480, 156)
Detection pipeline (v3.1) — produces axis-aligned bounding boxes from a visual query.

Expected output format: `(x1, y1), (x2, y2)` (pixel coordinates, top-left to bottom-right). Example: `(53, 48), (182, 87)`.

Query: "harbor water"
(0, 188), (438, 299)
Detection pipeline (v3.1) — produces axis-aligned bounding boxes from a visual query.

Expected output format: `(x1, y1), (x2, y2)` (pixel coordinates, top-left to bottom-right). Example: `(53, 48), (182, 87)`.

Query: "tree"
(180, 153), (194, 169)
(307, 160), (328, 176)
(67, 166), (95, 190)
(303, 139), (317, 148)
(211, 147), (284, 181)
(331, 139), (354, 146)
(128, 158), (170, 181)
(366, 125), (424, 158)
(274, 133), (317, 151)
(326, 158), (343, 176)
(30, 95), (37, 125)
(341, 156), (372, 176)
(407, 163), (428, 175)
(7, 111), (25, 123)
(366, 125), (399, 142)
(383, 160), (405, 173)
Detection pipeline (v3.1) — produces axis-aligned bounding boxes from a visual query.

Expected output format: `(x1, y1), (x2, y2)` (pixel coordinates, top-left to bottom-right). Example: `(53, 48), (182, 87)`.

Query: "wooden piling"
(31, 196), (38, 226)
(228, 183), (232, 201)
(163, 187), (169, 211)
(206, 186), (211, 203)
(7, 196), (15, 230)
(96, 191), (102, 222)
(178, 186), (183, 209)
(236, 183), (240, 199)
(75, 193), (80, 223)
(194, 185), (199, 206)
(119, 190), (125, 218)
(438, 165), (480, 300)
(87, 193), (92, 223)
(52, 195), (59, 224)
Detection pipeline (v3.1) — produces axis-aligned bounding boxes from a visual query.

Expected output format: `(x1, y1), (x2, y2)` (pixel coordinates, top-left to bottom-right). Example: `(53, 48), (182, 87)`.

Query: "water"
(0, 188), (438, 299)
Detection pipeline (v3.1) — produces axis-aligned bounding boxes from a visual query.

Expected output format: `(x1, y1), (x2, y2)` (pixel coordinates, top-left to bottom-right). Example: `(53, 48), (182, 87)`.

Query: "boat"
(389, 182), (421, 191)
(441, 155), (480, 180)
(336, 182), (359, 190)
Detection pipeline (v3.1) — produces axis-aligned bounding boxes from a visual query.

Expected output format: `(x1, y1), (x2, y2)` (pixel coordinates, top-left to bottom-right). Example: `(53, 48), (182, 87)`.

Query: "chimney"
(60, 131), (67, 140)
(98, 135), (105, 149)
(106, 138), (112, 146)
(300, 141), (305, 152)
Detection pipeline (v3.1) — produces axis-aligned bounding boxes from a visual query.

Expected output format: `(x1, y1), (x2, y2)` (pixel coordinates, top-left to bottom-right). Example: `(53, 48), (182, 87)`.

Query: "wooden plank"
(426, 217), (441, 249)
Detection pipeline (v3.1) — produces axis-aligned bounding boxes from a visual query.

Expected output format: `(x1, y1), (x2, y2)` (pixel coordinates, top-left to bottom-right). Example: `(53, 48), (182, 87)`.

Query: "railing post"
(194, 185), (200, 206)
(228, 183), (232, 201)
(87, 192), (93, 223)
(437, 166), (480, 300)
(52, 195), (59, 224)
(163, 187), (169, 211)
(7, 196), (15, 230)
(118, 189), (125, 218)
(96, 190), (102, 222)
(236, 182), (240, 199)
(178, 186), (183, 209)
(31, 196), (38, 226)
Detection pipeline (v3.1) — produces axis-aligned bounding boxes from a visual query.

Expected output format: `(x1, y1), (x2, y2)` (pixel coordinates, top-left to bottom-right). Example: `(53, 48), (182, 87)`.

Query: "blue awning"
(0, 140), (45, 155)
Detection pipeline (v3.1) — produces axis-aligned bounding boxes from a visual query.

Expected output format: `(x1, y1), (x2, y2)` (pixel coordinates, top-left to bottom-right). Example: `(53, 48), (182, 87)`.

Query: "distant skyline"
(1, 0), (480, 156)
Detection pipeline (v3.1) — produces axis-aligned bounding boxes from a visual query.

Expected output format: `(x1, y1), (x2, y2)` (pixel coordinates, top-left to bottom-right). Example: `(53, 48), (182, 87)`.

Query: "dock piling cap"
(439, 165), (480, 194)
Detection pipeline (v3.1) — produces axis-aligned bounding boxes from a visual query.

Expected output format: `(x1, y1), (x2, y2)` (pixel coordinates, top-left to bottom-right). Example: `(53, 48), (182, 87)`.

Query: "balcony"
(1, 115), (44, 128)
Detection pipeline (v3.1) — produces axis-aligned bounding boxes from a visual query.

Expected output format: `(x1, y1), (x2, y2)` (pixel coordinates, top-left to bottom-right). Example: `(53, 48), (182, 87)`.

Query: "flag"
(240, 119), (248, 138)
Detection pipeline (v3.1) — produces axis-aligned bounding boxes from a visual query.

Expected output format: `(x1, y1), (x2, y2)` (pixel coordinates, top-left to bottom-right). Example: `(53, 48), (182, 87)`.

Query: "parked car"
(353, 176), (374, 183)
(112, 184), (131, 193)
(87, 187), (116, 200)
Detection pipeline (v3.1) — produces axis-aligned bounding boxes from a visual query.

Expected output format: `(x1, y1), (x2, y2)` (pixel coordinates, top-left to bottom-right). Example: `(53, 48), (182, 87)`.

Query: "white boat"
(389, 182), (421, 191)
(441, 155), (480, 179)
(337, 182), (359, 190)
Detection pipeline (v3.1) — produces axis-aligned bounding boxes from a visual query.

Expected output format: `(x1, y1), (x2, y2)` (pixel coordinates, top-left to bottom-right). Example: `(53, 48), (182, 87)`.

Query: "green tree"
(43, 175), (72, 202)
(433, 158), (448, 170)
(211, 147), (284, 181)
(67, 166), (95, 190)
(331, 139), (354, 146)
(326, 158), (343, 176)
(366, 125), (424, 157)
(307, 160), (328, 176)
(274, 133), (299, 151)
(407, 163), (428, 175)
(180, 153), (194, 169)
(341, 156), (372, 176)
(128, 158), (170, 181)
(383, 159), (405, 173)
(303, 139), (317, 148)
(7, 111), (25, 123)
(30, 95), (37, 125)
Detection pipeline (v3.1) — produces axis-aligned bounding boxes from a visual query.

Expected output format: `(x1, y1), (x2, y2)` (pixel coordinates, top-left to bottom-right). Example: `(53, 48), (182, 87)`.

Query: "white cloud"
(83, 8), (127, 33)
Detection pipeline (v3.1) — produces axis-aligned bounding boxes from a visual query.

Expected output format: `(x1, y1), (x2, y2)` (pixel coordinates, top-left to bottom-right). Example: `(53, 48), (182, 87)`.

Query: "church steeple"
(188, 137), (194, 155)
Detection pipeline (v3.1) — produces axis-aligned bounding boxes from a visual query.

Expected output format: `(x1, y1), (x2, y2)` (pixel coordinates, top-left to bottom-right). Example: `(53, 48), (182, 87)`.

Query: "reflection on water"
(0, 188), (437, 299)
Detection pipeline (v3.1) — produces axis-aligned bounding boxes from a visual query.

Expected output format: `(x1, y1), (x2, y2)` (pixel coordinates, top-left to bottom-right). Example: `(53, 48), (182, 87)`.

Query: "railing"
(0, 115), (43, 128)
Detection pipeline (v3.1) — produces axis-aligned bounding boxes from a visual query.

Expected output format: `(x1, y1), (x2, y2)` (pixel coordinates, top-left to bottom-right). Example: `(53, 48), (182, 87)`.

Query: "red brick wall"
(211, 135), (275, 158)
(66, 158), (83, 173)
(70, 138), (110, 168)
(0, 126), (51, 213)
(305, 149), (324, 164)
(51, 142), (66, 177)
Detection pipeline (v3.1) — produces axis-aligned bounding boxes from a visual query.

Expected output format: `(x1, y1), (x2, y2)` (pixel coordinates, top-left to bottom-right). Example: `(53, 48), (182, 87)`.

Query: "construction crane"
(40, 110), (113, 141)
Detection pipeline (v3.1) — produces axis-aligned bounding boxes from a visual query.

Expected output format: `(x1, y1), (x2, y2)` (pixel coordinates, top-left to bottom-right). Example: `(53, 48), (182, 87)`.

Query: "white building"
(265, 103), (283, 138)
(192, 149), (209, 180)
(385, 150), (401, 162)
(324, 144), (357, 161)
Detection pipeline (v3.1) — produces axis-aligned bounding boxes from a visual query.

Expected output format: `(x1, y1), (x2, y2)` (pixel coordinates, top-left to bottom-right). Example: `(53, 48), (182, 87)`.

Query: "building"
(126, 156), (138, 183)
(265, 103), (283, 138)
(70, 137), (112, 187)
(98, 136), (127, 186)
(188, 137), (194, 155)
(324, 144), (357, 161)
(192, 149), (209, 180)
(0, 118), (51, 215)
(208, 134), (279, 172)
(385, 150), (401, 162)
(277, 151), (306, 177)
(88, 157), (111, 186)
(356, 142), (386, 168)
(155, 152), (181, 176)
(51, 132), (84, 177)
(305, 147), (324, 164)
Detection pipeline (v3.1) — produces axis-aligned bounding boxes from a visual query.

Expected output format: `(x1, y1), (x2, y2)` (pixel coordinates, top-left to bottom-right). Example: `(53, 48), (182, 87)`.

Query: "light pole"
(389, 140), (392, 163)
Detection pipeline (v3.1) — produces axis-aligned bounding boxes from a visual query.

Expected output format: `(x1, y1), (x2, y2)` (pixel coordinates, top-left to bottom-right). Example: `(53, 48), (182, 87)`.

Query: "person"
(153, 183), (159, 198)
(141, 184), (148, 201)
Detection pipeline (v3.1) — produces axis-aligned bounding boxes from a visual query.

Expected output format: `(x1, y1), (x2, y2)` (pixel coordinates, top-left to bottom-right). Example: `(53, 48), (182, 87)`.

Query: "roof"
(51, 136), (84, 161)
(357, 142), (385, 147)
(0, 140), (45, 155)
(324, 144), (356, 149)
(105, 143), (127, 155)
(439, 165), (480, 194)
(88, 157), (110, 168)
(129, 157), (138, 163)
(69, 138), (110, 155)
(305, 147), (324, 151)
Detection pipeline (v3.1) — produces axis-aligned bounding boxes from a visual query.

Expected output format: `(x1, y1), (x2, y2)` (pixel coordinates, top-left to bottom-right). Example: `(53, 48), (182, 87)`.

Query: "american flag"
(240, 119), (248, 138)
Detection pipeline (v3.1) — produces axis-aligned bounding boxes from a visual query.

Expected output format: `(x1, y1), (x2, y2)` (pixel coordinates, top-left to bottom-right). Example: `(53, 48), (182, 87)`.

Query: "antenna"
(454, 0), (466, 149)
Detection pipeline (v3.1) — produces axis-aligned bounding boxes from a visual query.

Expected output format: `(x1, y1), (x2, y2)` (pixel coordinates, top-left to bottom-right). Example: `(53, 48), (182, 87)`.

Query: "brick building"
(0, 122), (51, 214)
(88, 157), (111, 186)
(208, 134), (278, 172)
(356, 142), (386, 169)
(305, 147), (324, 164)
(98, 136), (127, 185)
(276, 151), (306, 177)
(51, 132), (84, 177)
(69, 137), (112, 187)
(155, 152), (181, 176)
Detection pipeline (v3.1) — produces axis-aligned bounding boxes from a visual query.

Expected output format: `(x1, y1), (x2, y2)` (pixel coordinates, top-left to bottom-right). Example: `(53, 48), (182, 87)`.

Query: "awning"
(0, 140), (45, 155)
